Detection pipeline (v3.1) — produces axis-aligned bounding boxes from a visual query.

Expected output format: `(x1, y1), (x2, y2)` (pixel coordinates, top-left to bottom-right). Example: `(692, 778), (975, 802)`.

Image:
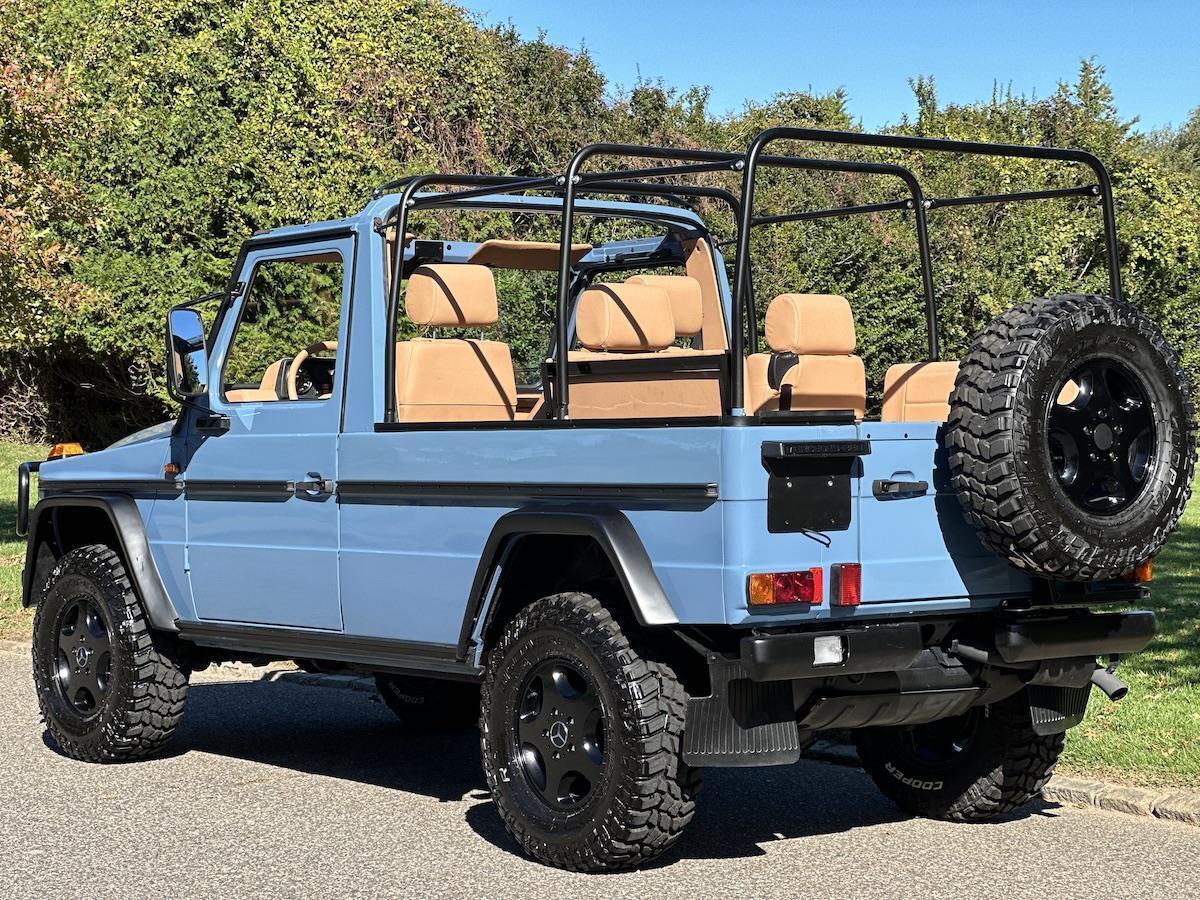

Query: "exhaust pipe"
(1090, 666), (1128, 702)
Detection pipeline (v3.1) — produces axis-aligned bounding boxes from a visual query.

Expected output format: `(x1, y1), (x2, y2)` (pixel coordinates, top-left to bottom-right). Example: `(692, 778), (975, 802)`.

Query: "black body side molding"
(22, 493), (180, 632)
(457, 508), (679, 660)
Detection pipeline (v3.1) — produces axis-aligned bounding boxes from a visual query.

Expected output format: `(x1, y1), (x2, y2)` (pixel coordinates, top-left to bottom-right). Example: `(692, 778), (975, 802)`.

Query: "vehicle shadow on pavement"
(155, 678), (487, 802)
(40, 676), (1062, 866)
(463, 760), (1061, 868)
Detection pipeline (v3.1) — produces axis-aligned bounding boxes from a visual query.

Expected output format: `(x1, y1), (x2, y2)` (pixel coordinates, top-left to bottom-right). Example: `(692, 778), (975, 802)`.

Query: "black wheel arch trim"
(22, 493), (179, 632)
(457, 508), (678, 660)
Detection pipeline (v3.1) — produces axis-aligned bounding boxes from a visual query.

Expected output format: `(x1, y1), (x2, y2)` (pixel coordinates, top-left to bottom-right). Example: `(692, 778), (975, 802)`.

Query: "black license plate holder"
(761, 440), (868, 534)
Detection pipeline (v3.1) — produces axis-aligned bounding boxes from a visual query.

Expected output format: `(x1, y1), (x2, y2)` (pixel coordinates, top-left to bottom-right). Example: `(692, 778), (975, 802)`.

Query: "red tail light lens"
(832, 563), (862, 606)
(748, 568), (823, 605)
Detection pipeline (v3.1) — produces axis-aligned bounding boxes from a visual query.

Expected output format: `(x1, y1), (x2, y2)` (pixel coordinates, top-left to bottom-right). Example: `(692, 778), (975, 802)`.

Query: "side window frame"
(213, 240), (351, 408)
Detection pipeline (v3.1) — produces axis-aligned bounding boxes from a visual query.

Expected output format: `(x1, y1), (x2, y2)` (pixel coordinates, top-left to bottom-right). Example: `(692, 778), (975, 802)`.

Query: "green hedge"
(4, 1), (1199, 443)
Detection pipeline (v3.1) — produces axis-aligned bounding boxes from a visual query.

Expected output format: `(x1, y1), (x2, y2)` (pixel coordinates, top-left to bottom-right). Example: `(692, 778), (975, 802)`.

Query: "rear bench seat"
(550, 281), (726, 419)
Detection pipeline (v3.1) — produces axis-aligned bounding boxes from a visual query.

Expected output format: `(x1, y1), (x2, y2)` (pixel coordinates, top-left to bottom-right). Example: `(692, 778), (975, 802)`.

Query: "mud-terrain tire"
(480, 592), (700, 871)
(374, 673), (479, 727)
(32, 544), (190, 762)
(946, 294), (1196, 580)
(855, 690), (1063, 820)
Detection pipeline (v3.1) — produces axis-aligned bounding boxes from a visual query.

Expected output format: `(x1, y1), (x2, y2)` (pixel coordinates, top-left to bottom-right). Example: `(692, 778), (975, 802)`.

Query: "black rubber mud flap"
(683, 659), (801, 767)
(1026, 685), (1091, 736)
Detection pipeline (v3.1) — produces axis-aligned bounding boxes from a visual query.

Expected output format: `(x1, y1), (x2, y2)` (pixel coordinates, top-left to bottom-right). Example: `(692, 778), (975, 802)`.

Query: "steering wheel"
(287, 340), (337, 400)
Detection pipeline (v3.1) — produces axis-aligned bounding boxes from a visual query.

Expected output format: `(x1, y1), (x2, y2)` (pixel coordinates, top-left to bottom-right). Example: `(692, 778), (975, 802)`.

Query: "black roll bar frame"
(378, 172), (743, 424)
(373, 127), (1120, 421)
(729, 127), (1121, 412)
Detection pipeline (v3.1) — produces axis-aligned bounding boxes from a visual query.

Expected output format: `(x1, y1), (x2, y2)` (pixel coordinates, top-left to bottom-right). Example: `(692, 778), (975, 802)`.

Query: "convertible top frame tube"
(552, 144), (747, 419)
(730, 126), (1122, 412)
(380, 172), (743, 423)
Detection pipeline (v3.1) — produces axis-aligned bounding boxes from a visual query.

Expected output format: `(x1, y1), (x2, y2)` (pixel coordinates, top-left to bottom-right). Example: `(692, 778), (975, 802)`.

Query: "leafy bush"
(3, 2), (1198, 442)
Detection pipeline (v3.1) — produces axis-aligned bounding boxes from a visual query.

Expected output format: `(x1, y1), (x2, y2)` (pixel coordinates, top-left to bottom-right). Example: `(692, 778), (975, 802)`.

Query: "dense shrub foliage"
(2, 1), (1199, 443)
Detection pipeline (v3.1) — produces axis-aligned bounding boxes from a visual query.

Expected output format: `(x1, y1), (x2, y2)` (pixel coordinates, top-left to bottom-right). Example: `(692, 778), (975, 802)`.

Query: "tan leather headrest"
(469, 240), (592, 271)
(576, 283), (674, 352)
(625, 275), (703, 337)
(765, 294), (855, 355)
(406, 264), (498, 327)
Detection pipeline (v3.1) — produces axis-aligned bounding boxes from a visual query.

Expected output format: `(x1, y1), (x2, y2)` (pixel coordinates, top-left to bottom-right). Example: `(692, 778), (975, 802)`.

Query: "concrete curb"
(5, 636), (1197, 827)
(807, 737), (1200, 829)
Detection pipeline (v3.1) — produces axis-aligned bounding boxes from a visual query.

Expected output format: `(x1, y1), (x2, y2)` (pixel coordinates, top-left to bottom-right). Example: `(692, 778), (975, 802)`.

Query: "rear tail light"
(748, 567), (823, 606)
(831, 563), (862, 606)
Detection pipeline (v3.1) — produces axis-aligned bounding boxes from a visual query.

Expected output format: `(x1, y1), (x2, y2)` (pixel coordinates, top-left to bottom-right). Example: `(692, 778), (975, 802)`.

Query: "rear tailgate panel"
(857, 421), (1032, 603)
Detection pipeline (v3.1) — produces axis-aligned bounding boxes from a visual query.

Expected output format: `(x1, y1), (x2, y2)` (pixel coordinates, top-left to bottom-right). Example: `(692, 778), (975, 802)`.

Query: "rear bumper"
(739, 609), (1156, 682)
(683, 609), (1157, 768)
(994, 610), (1156, 663)
(740, 623), (923, 681)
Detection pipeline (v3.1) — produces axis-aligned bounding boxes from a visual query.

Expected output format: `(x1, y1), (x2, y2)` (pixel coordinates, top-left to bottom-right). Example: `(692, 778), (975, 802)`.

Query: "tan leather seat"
(225, 359), (285, 403)
(881, 361), (960, 422)
(624, 275), (704, 345)
(394, 264), (516, 422)
(745, 294), (866, 419)
(557, 283), (724, 419)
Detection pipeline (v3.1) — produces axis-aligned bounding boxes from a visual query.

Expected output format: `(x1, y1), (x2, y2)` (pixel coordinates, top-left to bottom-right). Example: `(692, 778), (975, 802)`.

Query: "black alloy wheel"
(896, 708), (984, 772)
(513, 658), (606, 810)
(946, 294), (1196, 580)
(479, 592), (700, 871)
(33, 544), (190, 761)
(1047, 356), (1155, 515)
(53, 596), (113, 717)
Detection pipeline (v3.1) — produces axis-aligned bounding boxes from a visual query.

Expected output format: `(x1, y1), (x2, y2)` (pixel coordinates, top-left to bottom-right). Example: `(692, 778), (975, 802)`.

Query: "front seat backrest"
(745, 293), (866, 419)
(394, 264), (516, 422)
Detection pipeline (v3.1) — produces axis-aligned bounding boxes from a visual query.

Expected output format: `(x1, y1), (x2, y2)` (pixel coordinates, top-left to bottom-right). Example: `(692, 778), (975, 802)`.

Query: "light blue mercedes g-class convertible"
(17, 128), (1196, 871)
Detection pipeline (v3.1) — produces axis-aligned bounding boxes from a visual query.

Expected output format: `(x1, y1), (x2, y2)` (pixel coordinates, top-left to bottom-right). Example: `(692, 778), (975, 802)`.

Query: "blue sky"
(465, 0), (1199, 132)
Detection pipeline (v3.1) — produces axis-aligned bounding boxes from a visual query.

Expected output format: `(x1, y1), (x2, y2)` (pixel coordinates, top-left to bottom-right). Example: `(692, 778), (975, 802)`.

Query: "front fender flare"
(22, 493), (179, 632)
(457, 508), (678, 660)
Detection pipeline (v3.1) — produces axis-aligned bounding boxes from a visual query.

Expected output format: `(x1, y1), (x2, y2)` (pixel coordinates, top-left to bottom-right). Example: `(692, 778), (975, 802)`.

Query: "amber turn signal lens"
(47, 442), (85, 461)
(748, 573), (775, 606)
(1134, 559), (1153, 583)
(748, 568), (823, 606)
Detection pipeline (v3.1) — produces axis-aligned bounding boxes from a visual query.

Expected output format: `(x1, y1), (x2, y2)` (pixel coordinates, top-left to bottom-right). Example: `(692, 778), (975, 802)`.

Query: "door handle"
(872, 479), (929, 500)
(294, 474), (334, 498)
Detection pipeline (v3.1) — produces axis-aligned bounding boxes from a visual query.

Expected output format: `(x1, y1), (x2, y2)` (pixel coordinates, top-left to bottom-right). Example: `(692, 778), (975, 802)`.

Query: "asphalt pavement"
(1, 649), (1197, 899)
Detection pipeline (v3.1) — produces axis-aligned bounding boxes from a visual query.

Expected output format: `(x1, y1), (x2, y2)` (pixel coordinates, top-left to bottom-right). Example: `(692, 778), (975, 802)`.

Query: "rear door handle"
(872, 479), (929, 500)
(294, 474), (334, 498)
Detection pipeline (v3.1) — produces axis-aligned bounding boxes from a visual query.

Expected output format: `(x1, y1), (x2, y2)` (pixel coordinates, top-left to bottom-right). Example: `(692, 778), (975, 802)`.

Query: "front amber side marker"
(163, 463), (181, 478)
(47, 442), (85, 461)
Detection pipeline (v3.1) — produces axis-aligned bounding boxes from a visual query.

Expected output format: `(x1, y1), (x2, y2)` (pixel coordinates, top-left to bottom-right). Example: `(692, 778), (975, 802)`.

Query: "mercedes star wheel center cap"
(549, 720), (570, 749)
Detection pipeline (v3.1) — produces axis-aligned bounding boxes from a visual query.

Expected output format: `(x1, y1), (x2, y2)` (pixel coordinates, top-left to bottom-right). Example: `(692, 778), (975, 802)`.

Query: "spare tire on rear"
(945, 294), (1196, 581)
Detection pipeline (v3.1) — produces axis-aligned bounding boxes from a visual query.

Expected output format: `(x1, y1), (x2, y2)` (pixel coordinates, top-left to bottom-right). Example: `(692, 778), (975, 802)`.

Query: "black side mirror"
(166, 307), (210, 400)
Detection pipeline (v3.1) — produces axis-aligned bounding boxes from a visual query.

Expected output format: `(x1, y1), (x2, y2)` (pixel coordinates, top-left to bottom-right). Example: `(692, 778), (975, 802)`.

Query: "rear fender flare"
(22, 494), (179, 632)
(458, 508), (678, 660)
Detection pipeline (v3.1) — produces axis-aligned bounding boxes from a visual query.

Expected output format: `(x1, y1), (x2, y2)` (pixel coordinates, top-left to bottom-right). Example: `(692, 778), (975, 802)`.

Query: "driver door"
(183, 236), (353, 630)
